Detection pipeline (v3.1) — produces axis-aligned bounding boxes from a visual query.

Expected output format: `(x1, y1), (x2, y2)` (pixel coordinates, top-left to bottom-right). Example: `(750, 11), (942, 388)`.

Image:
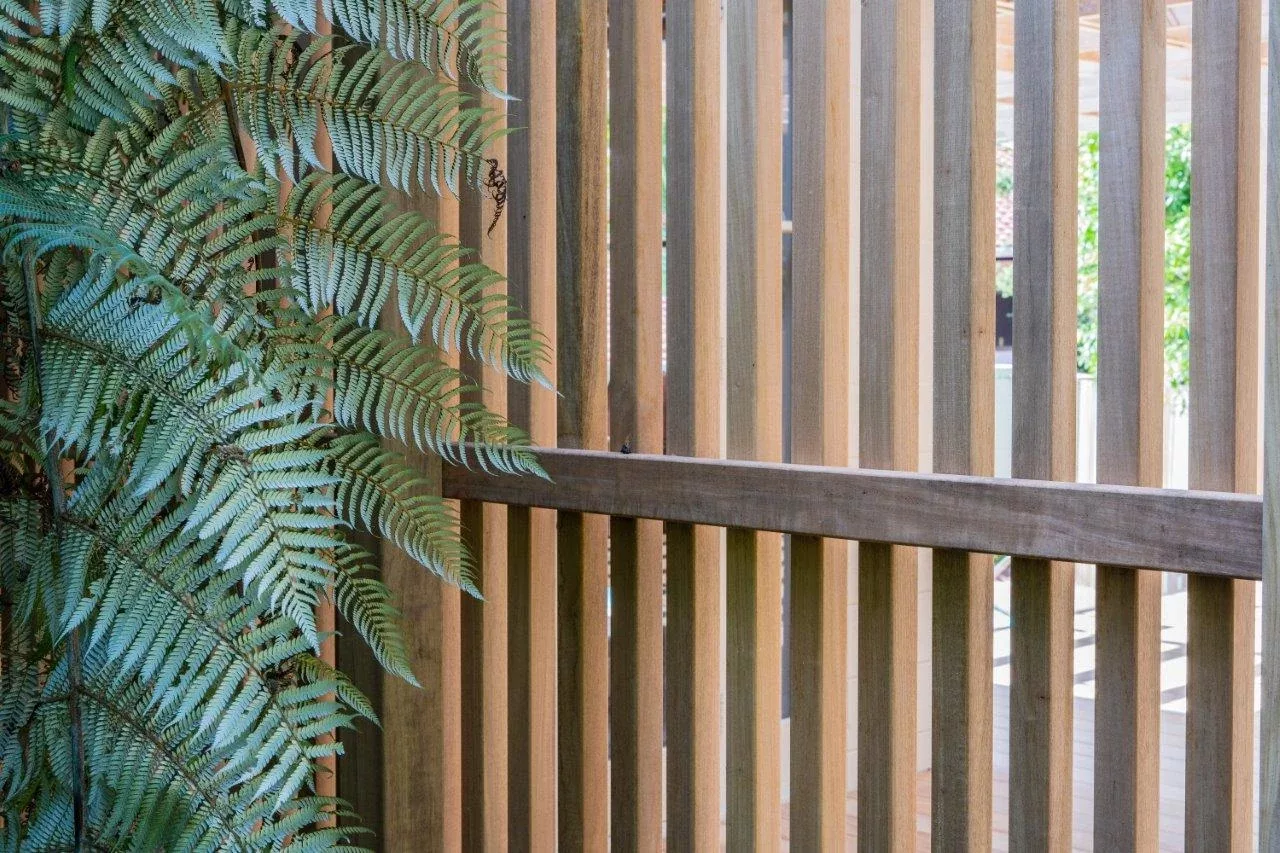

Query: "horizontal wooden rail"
(443, 448), (1263, 579)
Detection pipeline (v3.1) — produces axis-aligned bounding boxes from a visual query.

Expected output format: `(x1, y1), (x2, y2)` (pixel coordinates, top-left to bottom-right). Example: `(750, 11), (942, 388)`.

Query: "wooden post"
(607, 0), (665, 849)
(790, 0), (850, 848)
(507, 1), (558, 848)
(1186, 0), (1261, 848)
(1260, 0), (1280, 844)
(1009, 0), (1077, 848)
(555, 1), (610, 848)
(931, 0), (996, 845)
(664, 1), (724, 849)
(726, 0), (784, 849)
(1094, 0), (1165, 848)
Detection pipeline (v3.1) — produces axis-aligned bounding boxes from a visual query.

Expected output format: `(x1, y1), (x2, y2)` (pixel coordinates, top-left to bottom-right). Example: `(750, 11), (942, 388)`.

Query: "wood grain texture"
(664, 1), (724, 850)
(859, 0), (921, 847)
(1094, 0), (1165, 848)
(445, 448), (1263, 578)
(505, 1), (557, 848)
(1186, 0), (1261, 848)
(1009, 0), (1077, 848)
(790, 0), (850, 848)
(555, 1), (610, 848)
(458, 8), (509, 844)
(931, 0), (996, 844)
(1260, 0), (1280, 844)
(606, 0), (665, 848)
(726, 0), (784, 848)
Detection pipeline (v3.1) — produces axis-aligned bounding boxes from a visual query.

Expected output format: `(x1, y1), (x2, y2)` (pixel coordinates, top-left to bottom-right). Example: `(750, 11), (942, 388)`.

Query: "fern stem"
(21, 247), (88, 852)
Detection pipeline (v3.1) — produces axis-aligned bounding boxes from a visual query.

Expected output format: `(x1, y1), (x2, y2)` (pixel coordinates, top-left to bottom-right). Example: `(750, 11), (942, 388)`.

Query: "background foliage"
(993, 126), (1192, 408)
(1076, 125), (1193, 407)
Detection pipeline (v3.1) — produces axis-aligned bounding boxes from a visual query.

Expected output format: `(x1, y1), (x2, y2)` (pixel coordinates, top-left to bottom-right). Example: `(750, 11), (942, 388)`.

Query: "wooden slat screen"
(334, 1), (1280, 849)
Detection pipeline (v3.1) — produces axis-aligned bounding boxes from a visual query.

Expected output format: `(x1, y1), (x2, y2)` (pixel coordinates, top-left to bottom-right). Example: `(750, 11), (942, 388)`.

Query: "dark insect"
(484, 157), (507, 236)
(213, 443), (250, 466)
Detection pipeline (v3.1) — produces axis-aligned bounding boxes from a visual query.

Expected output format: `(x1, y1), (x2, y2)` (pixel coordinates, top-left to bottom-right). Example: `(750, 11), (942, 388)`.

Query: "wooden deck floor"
(778, 689), (1208, 851)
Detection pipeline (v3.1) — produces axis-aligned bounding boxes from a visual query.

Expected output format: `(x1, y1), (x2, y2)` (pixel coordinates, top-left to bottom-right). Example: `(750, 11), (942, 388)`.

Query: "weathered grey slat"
(1093, 0), (1165, 848)
(858, 0), (921, 846)
(1186, 0), (1261, 847)
(1259, 0), (1280, 843)
(725, 0), (784, 849)
(1009, 0), (1078, 847)
(932, 0), (996, 844)
(790, 0), (851, 847)
(664, 1), (723, 850)
(443, 449), (1262, 579)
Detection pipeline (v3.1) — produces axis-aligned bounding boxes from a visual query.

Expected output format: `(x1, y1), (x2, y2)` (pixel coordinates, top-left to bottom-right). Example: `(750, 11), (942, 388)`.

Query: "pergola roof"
(994, 0), (1270, 136)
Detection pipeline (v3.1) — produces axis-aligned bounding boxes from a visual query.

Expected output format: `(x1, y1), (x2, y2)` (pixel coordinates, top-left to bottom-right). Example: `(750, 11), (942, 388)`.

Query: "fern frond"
(332, 541), (418, 685)
(325, 433), (476, 594)
(286, 172), (549, 384)
(318, 316), (541, 475)
(230, 23), (505, 192)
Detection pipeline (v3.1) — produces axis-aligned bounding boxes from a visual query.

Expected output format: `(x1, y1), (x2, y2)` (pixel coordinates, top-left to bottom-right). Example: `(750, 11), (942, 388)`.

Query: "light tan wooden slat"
(790, 0), (850, 848)
(725, 0), (784, 849)
(555, 0), (610, 848)
(931, 0), (996, 844)
(858, 0), (921, 847)
(445, 448), (1264, 578)
(506, 1), (558, 848)
(664, 2), (723, 849)
(458, 8), (509, 845)
(606, 0), (665, 849)
(1093, 0), (1164, 848)
(1260, 0), (1280, 844)
(1187, 0), (1261, 847)
(1009, 0), (1077, 848)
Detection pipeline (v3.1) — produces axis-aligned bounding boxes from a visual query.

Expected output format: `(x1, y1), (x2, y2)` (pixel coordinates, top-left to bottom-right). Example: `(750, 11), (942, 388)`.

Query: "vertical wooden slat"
(790, 0), (850, 848)
(364, 192), (464, 852)
(1094, 0), (1164, 848)
(726, 0), (784, 849)
(459, 6), (509, 846)
(931, 0), (996, 844)
(607, 0), (665, 849)
(858, 0), (921, 848)
(555, 1), (610, 848)
(664, 2), (723, 850)
(1260, 0), (1280, 843)
(1009, 0), (1077, 849)
(1187, 0), (1261, 847)
(506, 1), (558, 848)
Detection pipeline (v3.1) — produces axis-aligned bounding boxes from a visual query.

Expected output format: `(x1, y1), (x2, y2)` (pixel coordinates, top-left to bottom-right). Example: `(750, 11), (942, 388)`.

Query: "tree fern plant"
(0, 0), (542, 847)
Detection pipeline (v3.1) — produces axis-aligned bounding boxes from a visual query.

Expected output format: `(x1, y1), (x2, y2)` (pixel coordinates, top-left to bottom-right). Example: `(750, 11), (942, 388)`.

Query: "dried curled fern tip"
(0, 0), (536, 847)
